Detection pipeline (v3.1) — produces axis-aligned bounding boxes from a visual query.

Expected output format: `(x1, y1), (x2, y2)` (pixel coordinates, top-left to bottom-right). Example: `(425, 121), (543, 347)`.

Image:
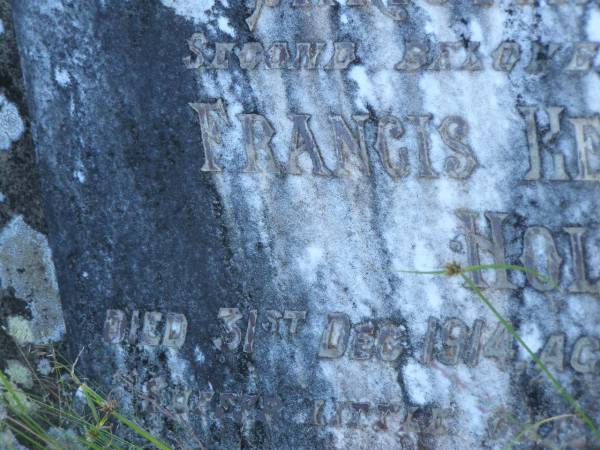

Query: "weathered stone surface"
(10, 0), (600, 449)
(0, 0), (64, 377)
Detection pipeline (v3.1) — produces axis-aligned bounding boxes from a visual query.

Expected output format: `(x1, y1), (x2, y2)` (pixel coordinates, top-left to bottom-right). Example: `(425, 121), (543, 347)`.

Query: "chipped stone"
(0, 216), (65, 344)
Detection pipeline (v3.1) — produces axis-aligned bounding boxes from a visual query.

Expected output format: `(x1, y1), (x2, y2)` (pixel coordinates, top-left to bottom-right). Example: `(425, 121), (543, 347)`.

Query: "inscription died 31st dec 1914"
(104, 307), (600, 376)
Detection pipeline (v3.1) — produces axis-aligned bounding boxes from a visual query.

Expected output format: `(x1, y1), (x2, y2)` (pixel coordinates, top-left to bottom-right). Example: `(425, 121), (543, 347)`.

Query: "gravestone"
(11, 0), (600, 448)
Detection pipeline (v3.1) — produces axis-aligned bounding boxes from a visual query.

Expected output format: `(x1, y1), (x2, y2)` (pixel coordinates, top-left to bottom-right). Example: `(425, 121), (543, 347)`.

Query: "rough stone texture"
(9, 0), (600, 449)
(0, 0), (64, 373)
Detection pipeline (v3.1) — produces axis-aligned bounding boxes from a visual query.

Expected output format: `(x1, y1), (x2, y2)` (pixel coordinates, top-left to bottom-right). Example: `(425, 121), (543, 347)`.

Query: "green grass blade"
(459, 263), (559, 290)
(4, 422), (48, 450)
(461, 273), (600, 441)
(111, 412), (172, 450)
(502, 414), (574, 450)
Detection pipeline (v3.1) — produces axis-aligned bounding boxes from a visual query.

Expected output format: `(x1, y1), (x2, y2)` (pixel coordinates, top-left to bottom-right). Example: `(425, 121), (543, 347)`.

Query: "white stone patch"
(586, 8), (600, 41)
(403, 361), (433, 404)
(194, 345), (205, 364)
(0, 216), (66, 344)
(160, 0), (215, 23)
(297, 244), (325, 282)
(74, 169), (86, 183)
(348, 65), (377, 109)
(519, 321), (543, 359)
(0, 94), (24, 151)
(54, 67), (71, 87)
(217, 16), (235, 36)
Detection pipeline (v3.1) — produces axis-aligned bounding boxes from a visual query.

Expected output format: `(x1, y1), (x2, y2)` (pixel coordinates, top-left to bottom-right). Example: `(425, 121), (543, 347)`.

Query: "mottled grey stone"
(10, 0), (600, 449)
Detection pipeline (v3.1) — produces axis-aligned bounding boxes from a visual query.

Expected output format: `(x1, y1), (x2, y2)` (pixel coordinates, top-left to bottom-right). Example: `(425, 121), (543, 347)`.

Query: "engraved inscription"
(214, 308), (308, 352)
(318, 314), (407, 362)
(190, 99), (479, 180)
(455, 209), (600, 295)
(520, 106), (600, 181)
(103, 309), (188, 349)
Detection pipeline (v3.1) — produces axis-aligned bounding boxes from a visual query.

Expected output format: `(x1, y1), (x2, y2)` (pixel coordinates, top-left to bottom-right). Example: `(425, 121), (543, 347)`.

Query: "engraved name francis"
(189, 98), (479, 179)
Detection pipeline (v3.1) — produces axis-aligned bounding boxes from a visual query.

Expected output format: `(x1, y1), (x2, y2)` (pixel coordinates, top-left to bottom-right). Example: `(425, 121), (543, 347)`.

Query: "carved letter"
(183, 33), (207, 69)
(104, 309), (127, 344)
(189, 99), (229, 172)
(348, 402), (371, 428)
(540, 333), (565, 371)
(437, 318), (468, 366)
(460, 41), (483, 71)
(519, 106), (568, 181)
(375, 404), (400, 430)
(325, 42), (357, 70)
(237, 42), (264, 70)
(263, 309), (282, 334)
(329, 114), (370, 176)
(428, 42), (461, 71)
(163, 313), (188, 349)
(266, 42), (290, 69)
(283, 310), (307, 335)
(212, 43), (235, 69)
(492, 42), (521, 72)
(569, 116), (600, 181)
(408, 114), (438, 178)
(215, 308), (243, 351)
(350, 321), (376, 360)
(438, 116), (478, 179)
(312, 399), (326, 426)
(396, 42), (429, 71)
(564, 227), (599, 294)
(374, 116), (410, 179)
(288, 114), (332, 176)
(463, 319), (484, 367)
(456, 210), (515, 289)
(238, 113), (279, 173)
(520, 226), (562, 292)
(570, 336), (599, 374)
(246, 0), (280, 32)
(525, 42), (560, 74)
(377, 323), (405, 361)
(318, 313), (351, 358)
(373, 0), (407, 20)
(565, 42), (599, 71)
(243, 310), (258, 353)
(128, 310), (140, 344)
(294, 42), (326, 69)
(141, 311), (163, 346)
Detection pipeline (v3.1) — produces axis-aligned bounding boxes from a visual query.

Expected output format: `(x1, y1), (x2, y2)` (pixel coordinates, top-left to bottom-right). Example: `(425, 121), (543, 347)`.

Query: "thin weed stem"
(502, 414), (575, 450)
(398, 262), (600, 444)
